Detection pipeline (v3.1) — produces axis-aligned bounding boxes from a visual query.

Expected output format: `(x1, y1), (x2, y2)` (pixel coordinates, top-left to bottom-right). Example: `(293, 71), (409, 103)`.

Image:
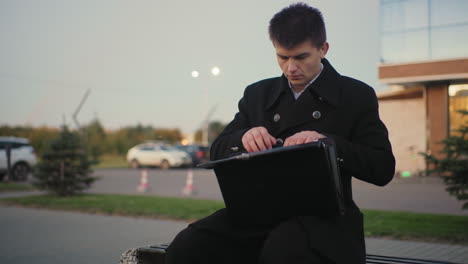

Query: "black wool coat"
(192, 58), (395, 264)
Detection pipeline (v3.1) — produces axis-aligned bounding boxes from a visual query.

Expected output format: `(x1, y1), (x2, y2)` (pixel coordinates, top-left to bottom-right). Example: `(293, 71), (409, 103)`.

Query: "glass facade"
(381, 0), (468, 63)
(449, 84), (468, 135)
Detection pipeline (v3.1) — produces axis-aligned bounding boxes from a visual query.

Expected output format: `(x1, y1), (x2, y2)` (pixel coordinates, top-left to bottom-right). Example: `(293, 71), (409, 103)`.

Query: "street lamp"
(191, 70), (199, 78)
(191, 67), (221, 146)
(211, 67), (220, 76)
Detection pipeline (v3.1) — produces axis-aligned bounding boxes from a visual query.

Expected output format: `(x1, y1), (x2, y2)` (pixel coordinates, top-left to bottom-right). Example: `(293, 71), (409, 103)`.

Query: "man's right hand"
(241, 126), (276, 153)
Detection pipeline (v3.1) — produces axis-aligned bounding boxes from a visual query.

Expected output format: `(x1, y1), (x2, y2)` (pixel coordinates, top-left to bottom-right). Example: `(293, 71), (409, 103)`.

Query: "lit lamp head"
(211, 67), (220, 76)
(191, 70), (200, 78)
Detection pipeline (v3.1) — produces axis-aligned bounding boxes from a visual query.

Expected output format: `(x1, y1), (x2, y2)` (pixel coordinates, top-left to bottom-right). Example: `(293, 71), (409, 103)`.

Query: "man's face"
(274, 40), (329, 92)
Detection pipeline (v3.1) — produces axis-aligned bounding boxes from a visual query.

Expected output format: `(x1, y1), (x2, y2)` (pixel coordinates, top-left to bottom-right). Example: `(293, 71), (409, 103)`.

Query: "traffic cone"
(182, 169), (195, 196)
(137, 169), (149, 192)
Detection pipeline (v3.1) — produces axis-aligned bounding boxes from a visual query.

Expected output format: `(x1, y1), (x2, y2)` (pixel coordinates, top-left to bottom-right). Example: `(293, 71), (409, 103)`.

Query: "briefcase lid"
(199, 140), (345, 228)
(197, 141), (322, 169)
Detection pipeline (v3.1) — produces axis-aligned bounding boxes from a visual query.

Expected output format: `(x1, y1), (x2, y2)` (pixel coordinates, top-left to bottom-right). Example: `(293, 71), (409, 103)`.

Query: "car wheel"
(160, 159), (170, 170)
(12, 163), (30, 181)
(130, 159), (140, 169)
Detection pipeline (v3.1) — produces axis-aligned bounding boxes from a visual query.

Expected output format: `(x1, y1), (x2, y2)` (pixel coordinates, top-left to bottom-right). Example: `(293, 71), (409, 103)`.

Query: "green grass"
(0, 182), (36, 192)
(0, 194), (225, 221)
(362, 209), (468, 244)
(1, 194), (467, 244)
(93, 154), (128, 169)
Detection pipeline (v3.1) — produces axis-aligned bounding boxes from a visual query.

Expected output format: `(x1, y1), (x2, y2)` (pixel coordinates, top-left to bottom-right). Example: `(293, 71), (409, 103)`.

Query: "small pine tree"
(422, 110), (468, 209)
(34, 126), (96, 196)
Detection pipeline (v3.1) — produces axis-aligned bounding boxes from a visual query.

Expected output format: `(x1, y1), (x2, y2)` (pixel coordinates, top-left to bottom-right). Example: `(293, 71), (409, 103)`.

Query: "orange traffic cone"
(182, 169), (195, 196)
(137, 169), (149, 192)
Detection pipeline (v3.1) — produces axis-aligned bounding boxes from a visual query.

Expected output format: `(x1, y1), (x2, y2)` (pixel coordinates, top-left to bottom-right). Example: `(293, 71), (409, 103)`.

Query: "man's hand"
(242, 127), (276, 153)
(283, 131), (326, 147)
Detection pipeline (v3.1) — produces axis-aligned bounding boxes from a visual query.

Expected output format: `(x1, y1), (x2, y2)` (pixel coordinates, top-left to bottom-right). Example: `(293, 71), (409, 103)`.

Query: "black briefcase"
(198, 138), (345, 228)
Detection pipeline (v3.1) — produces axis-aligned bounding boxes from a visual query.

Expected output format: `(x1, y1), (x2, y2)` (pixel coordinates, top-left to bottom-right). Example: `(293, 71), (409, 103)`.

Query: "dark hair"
(268, 2), (327, 49)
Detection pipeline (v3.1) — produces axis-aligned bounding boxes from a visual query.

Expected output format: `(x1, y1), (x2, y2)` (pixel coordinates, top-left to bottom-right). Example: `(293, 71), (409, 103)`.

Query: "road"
(89, 168), (222, 200)
(89, 168), (468, 215)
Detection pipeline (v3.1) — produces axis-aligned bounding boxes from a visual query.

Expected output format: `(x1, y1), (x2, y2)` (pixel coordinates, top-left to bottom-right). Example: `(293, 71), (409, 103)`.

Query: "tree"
(83, 119), (106, 161)
(194, 129), (202, 144)
(422, 110), (468, 209)
(154, 128), (183, 144)
(33, 126), (96, 196)
(0, 125), (59, 156)
(194, 120), (226, 145)
(209, 121), (226, 143)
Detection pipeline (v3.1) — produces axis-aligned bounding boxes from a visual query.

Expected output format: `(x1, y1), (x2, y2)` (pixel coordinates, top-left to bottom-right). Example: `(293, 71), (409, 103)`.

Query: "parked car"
(0, 137), (37, 181)
(174, 144), (210, 166)
(126, 143), (192, 169)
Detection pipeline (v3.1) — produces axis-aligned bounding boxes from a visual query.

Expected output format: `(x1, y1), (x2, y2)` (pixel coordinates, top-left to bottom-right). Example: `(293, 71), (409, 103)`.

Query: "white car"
(0, 137), (37, 181)
(126, 143), (192, 169)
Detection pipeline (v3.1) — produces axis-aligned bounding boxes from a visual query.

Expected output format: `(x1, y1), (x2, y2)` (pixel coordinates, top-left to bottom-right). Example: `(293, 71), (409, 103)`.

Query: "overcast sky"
(0, 0), (380, 135)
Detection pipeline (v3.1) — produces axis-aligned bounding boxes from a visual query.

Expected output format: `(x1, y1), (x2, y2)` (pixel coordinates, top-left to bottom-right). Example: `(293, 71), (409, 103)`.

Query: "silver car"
(0, 137), (37, 181)
(126, 143), (192, 169)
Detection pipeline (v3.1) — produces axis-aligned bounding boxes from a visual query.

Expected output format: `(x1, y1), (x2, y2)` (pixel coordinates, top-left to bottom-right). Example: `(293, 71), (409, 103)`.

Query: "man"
(166, 3), (395, 264)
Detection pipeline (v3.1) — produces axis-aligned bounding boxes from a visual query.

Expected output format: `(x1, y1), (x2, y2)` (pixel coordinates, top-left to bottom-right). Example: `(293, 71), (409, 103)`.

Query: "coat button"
(318, 97), (323, 101)
(231, 147), (239, 152)
(273, 113), (281, 122)
(312, 111), (321, 119)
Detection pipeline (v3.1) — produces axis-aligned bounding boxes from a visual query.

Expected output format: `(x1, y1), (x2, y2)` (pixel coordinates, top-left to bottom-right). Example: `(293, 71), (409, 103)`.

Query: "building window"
(381, 0), (468, 63)
(449, 84), (468, 135)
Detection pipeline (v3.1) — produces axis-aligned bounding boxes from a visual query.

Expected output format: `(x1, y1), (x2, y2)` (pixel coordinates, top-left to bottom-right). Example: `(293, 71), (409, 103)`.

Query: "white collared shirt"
(289, 63), (324, 100)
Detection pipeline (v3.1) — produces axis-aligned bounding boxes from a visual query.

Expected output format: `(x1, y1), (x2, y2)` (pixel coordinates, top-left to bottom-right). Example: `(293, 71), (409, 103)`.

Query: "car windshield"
(167, 146), (181, 152)
(178, 146), (193, 151)
(158, 145), (179, 152)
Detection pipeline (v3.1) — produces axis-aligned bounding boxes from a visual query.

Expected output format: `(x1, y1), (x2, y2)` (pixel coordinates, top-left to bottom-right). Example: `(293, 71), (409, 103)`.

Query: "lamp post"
(191, 66), (220, 146)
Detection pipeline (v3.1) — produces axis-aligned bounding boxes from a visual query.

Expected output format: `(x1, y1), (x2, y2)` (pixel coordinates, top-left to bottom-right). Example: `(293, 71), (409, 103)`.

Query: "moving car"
(126, 143), (192, 169)
(174, 144), (210, 166)
(0, 137), (37, 181)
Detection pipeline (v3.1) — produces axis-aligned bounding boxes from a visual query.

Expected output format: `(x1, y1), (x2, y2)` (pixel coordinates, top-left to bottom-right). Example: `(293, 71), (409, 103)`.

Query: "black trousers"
(165, 217), (334, 264)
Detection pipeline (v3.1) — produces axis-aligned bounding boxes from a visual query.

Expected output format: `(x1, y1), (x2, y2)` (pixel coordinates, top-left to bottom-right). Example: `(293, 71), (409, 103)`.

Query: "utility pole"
(202, 104), (217, 146)
(73, 89), (91, 129)
(73, 89), (91, 153)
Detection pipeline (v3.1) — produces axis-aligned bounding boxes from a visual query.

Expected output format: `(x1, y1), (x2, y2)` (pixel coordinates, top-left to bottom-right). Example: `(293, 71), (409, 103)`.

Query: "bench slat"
(366, 254), (460, 264)
(120, 244), (462, 264)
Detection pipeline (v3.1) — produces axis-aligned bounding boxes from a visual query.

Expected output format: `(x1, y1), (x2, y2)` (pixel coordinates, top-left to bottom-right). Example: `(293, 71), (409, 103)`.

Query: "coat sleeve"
(210, 90), (251, 160)
(325, 86), (395, 187)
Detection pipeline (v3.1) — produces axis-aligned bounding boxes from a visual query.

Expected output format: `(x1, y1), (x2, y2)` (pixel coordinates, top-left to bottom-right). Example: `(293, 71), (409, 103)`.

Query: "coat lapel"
(263, 59), (341, 138)
(308, 58), (342, 108)
(277, 90), (324, 136)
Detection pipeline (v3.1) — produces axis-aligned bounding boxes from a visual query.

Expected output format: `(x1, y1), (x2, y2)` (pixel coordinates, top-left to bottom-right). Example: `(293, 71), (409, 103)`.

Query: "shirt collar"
(288, 63), (324, 100)
(264, 58), (342, 110)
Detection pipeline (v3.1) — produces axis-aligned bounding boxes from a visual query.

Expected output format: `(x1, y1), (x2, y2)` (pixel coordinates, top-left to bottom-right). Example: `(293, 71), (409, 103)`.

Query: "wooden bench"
(119, 244), (462, 264)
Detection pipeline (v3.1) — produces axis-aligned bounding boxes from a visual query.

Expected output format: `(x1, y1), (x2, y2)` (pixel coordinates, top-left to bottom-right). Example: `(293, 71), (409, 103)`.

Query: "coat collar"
(264, 58), (342, 110)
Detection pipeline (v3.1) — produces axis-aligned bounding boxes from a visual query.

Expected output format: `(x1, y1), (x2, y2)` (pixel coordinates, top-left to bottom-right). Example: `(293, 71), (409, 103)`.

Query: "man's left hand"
(283, 131), (326, 147)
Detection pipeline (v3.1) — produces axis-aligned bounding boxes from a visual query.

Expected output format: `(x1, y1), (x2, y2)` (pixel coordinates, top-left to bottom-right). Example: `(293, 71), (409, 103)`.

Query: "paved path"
(366, 238), (468, 263)
(0, 190), (44, 199)
(0, 205), (467, 264)
(0, 206), (187, 264)
(352, 175), (468, 216)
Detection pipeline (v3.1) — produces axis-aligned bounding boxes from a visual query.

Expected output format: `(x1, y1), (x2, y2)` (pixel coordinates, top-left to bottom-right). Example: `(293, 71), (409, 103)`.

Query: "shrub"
(422, 110), (468, 209)
(33, 126), (96, 196)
